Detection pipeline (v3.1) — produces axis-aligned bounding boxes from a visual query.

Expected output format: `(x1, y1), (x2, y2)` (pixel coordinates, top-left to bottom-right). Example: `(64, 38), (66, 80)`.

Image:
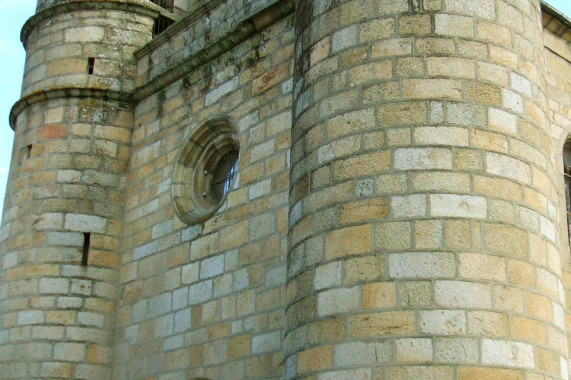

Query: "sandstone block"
(332, 25), (358, 53)
(252, 331), (281, 354)
(467, 311), (509, 337)
(334, 341), (390, 366)
(458, 367), (524, 380)
(394, 148), (452, 170)
(375, 221), (411, 251)
(477, 21), (512, 48)
(349, 311), (416, 336)
(317, 287), (360, 317)
(483, 223), (528, 257)
(314, 261), (342, 290)
(445, 0), (495, 19)
(65, 27), (105, 42)
(360, 19), (395, 42)
(349, 61), (392, 86)
(482, 339), (534, 368)
(414, 126), (469, 147)
(378, 0), (409, 14)
(344, 255), (385, 284)
(512, 315), (546, 344)
(414, 220), (443, 249)
(419, 310), (466, 335)
(389, 252), (455, 279)
(403, 79), (462, 100)
(435, 338), (479, 364)
(378, 102), (427, 126)
(54, 342), (85, 362)
(435, 14), (474, 37)
(486, 152), (530, 184)
(430, 194), (487, 219)
(325, 225), (371, 259)
(391, 194), (426, 218)
(372, 38), (412, 57)
(297, 345), (332, 373)
(446, 103), (486, 126)
(435, 281), (491, 308)
(362, 282), (396, 309)
(459, 253), (506, 281)
(396, 338), (433, 363)
(340, 198), (389, 224)
(333, 151), (391, 180)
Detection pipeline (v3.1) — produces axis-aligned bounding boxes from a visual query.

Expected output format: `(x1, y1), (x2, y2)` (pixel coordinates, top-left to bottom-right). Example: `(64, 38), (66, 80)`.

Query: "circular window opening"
(172, 119), (239, 224)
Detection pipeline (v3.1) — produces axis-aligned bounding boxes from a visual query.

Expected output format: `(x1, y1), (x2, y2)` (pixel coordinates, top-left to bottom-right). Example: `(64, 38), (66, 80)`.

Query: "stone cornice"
(541, 1), (571, 42)
(21, 0), (166, 48)
(132, 0), (295, 102)
(135, 0), (227, 57)
(9, 88), (131, 130)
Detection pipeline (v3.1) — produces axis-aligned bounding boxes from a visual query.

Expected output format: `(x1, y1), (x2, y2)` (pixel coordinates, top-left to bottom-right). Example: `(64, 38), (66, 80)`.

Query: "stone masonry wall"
(287, 0), (568, 378)
(0, 3), (156, 379)
(135, 0), (285, 87)
(0, 98), (134, 379)
(543, 11), (571, 377)
(113, 12), (295, 380)
(2, 0), (571, 379)
(22, 9), (154, 96)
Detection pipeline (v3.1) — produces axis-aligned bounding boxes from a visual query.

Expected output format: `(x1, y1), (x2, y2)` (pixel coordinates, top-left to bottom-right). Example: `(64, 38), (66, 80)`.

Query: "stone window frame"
(172, 118), (239, 224)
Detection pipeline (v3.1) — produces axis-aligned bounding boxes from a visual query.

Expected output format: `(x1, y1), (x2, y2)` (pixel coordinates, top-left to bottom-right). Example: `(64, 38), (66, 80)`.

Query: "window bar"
(153, 15), (175, 37)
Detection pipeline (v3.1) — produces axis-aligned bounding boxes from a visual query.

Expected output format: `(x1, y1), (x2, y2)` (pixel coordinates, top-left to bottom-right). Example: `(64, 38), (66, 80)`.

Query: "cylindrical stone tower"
(0, 1), (159, 378)
(287, 0), (568, 379)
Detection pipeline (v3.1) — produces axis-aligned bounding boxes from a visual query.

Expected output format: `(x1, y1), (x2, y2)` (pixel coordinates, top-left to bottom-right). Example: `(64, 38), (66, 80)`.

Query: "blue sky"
(0, 0), (570, 220)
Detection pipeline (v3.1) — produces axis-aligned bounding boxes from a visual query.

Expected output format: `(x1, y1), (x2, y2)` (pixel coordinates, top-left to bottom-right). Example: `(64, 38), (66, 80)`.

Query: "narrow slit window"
(87, 58), (95, 75)
(82, 232), (91, 266)
(26, 144), (32, 159)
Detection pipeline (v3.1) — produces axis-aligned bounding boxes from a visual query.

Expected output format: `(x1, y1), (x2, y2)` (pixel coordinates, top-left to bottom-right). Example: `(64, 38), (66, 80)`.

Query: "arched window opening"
(172, 119), (239, 224)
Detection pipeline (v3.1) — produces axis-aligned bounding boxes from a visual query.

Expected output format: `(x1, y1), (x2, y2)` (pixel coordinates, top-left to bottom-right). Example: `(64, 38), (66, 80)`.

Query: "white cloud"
(0, 168), (9, 174)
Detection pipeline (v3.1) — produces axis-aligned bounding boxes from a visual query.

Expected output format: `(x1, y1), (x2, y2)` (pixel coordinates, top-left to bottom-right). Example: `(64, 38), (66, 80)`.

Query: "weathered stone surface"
(3, 0), (570, 379)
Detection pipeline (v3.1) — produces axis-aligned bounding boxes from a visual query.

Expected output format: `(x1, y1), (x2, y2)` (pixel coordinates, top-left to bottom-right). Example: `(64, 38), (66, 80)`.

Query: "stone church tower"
(1, 0), (570, 379)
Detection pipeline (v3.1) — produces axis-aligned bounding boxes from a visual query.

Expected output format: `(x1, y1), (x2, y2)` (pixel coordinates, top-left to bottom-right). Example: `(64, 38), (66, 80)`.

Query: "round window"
(172, 119), (239, 224)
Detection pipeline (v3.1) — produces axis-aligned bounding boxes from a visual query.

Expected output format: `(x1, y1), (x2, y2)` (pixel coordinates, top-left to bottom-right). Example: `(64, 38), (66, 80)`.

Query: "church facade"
(1, 0), (571, 378)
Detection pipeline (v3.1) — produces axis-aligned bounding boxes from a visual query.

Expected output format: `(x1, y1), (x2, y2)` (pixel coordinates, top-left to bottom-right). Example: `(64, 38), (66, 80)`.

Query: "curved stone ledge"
(132, 0), (295, 102)
(21, 0), (164, 48)
(9, 88), (132, 130)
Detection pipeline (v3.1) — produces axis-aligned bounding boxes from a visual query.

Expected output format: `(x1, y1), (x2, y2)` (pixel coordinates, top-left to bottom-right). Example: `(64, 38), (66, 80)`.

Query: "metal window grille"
(153, 15), (175, 37)
(150, 0), (174, 12)
(206, 152), (239, 201)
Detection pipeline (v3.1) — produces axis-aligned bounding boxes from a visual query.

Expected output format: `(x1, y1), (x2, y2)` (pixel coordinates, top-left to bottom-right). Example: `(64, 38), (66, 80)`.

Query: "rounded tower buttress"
(287, 0), (567, 379)
(0, 1), (159, 378)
